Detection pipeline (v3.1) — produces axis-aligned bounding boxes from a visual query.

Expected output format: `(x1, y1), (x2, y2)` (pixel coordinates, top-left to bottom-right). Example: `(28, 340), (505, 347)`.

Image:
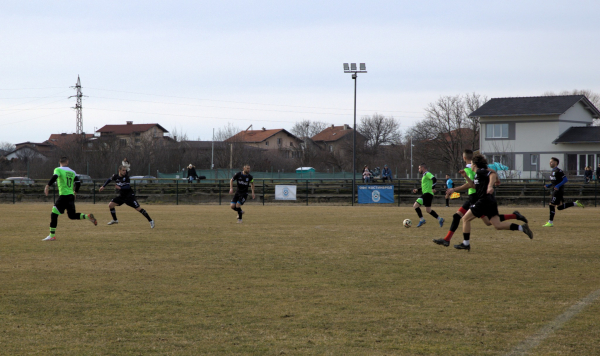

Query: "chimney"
(126, 121), (133, 125)
(331, 124), (334, 128)
(343, 124), (350, 130)
(61, 133), (67, 136)
(262, 127), (266, 131)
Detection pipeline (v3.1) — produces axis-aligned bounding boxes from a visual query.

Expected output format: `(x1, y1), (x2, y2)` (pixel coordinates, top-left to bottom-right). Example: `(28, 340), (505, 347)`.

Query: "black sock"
(429, 210), (439, 219)
(499, 215), (505, 222)
(549, 206), (555, 221)
(445, 198), (449, 206)
(110, 208), (117, 221)
(450, 213), (461, 232)
(557, 202), (576, 211)
(415, 207), (423, 219)
(463, 232), (470, 241)
(139, 209), (152, 222)
(509, 223), (519, 231)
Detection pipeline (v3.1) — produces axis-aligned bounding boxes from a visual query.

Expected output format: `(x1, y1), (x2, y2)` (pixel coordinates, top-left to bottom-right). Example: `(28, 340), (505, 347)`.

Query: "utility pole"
(69, 75), (85, 134)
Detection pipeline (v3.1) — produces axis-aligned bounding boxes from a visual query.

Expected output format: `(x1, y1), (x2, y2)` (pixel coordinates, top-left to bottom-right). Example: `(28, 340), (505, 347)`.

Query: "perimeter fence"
(1, 178), (599, 207)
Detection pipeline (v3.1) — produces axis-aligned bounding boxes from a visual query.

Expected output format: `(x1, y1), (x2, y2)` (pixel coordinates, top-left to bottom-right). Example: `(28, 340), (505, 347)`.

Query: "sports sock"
(509, 223), (520, 231)
(500, 214), (516, 222)
(110, 208), (117, 220)
(445, 198), (449, 206)
(549, 205), (556, 221)
(139, 209), (152, 222)
(49, 227), (56, 238)
(415, 207), (423, 219)
(238, 209), (243, 219)
(462, 232), (470, 245)
(79, 214), (88, 220)
(429, 210), (439, 219)
(557, 202), (576, 210)
(444, 231), (454, 241)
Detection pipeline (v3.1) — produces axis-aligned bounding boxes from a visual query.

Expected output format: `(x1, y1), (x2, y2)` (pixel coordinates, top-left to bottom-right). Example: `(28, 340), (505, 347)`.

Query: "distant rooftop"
(469, 95), (600, 118)
(553, 126), (600, 144)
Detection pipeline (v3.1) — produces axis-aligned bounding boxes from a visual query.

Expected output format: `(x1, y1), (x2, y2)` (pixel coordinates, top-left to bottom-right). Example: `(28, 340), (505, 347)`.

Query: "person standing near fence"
(543, 157), (584, 227)
(43, 156), (97, 241)
(445, 174), (453, 207)
(99, 165), (155, 228)
(412, 163), (444, 228)
(229, 164), (255, 223)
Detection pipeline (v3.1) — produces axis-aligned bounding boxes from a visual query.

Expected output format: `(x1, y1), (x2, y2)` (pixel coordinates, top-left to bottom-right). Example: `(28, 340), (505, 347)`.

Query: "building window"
(486, 124), (509, 138)
(135, 138), (141, 143)
(277, 138), (282, 145)
(265, 141), (269, 146)
(329, 145), (333, 152)
(530, 154), (537, 166)
(120, 139), (127, 146)
(290, 142), (294, 147)
(492, 155), (506, 165)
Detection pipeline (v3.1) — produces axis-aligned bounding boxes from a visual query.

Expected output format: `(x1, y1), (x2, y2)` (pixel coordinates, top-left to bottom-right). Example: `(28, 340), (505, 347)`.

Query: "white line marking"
(506, 287), (600, 356)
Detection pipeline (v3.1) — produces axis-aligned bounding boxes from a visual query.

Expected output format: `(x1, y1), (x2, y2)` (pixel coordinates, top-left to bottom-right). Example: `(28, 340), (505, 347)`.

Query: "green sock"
(49, 228), (56, 237)
(80, 214), (88, 220)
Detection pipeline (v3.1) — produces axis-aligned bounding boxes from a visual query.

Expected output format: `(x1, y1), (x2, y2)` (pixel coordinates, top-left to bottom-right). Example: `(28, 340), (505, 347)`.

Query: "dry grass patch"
(1, 203), (599, 355)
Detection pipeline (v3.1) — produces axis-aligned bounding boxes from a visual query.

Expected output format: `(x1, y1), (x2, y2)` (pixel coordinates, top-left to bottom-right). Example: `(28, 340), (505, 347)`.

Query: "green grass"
(1, 204), (599, 355)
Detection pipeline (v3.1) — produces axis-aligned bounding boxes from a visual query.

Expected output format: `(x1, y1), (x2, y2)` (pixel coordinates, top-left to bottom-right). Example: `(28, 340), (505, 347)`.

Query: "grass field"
(1, 203), (599, 355)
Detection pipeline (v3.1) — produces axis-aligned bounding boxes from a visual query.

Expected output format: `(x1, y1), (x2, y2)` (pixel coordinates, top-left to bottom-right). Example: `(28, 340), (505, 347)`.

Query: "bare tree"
(0, 142), (15, 152)
(290, 120), (329, 139)
(358, 113), (401, 154)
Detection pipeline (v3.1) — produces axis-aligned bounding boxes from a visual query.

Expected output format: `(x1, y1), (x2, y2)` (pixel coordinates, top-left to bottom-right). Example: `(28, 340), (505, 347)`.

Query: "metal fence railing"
(1, 178), (599, 207)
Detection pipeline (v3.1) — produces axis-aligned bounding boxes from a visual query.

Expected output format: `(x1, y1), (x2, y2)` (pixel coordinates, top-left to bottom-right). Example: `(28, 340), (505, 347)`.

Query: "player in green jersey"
(43, 157), (97, 241)
(412, 163), (444, 228)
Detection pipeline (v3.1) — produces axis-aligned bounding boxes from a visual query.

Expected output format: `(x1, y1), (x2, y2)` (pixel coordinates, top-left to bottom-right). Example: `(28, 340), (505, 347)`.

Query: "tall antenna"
(69, 75), (85, 134)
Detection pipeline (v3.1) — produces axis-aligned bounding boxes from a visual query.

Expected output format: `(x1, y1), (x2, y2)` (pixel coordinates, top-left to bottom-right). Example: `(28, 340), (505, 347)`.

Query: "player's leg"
(455, 209), (476, 251)
(44, 204), (62, 241)
(130, 198), (154, 228)
(557, 201), (584, 210)
(424, 194), (443, 227)
(499, 211), (528, 223)
(65, 197), (96, 225)
(489, 215), (533, 239)
(413, 198), (425, 227)
(108, 199), (120, 225)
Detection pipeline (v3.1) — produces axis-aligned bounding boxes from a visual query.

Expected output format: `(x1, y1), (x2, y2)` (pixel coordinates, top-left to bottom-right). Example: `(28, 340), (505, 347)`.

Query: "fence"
(1, 178), (599, 207)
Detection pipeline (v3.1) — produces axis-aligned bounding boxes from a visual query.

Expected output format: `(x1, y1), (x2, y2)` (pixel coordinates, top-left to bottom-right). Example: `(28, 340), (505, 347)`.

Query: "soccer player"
(43, 156), (97, 241)
(433, 149), (526, 247)
(452, 154), (533, 251)
(412, 163), (444, 228)
(229, 164), (255, 223)
(543, 157), (584, 227)
(99, 165), (154, 228)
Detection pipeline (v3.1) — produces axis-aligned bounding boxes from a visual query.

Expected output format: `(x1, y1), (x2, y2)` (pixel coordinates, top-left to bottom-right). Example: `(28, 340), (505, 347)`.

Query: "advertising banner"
(275, 185), (297, 200)
(358, 185), (395, 204)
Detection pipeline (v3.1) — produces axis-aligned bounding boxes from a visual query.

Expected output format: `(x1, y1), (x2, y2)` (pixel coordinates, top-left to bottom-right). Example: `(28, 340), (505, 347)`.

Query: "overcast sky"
(1, 0), (599, 144)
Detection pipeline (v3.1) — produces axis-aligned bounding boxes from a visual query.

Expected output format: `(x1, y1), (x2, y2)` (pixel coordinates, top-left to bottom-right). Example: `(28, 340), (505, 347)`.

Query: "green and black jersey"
(47, 167), (80, 196)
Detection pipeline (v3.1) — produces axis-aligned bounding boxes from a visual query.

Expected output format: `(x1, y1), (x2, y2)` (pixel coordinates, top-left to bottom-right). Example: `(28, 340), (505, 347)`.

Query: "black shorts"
(550, 189), (564, 205)
(231, 192), (248, 205)
(461, 194), (478, 212)
(470, 196), (499, 219)
(417, 193), (433, 207)
(111, 195), (140, 209)
(53, 195), (76, 215)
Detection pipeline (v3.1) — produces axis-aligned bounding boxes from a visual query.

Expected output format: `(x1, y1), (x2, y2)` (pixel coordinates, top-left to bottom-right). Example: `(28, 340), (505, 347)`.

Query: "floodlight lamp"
(351, 63), (357, 71)
(360, 63), (366, 71)
(343, 63), (349, 71)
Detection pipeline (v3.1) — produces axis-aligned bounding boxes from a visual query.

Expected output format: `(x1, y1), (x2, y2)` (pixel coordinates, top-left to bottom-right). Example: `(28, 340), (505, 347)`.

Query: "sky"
(1, 0), (600, 144)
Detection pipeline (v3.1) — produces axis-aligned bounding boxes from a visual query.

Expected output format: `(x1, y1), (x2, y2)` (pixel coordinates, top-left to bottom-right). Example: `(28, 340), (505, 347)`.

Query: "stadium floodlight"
(343, 63), (349, 71)
(342, 62), (368, 205)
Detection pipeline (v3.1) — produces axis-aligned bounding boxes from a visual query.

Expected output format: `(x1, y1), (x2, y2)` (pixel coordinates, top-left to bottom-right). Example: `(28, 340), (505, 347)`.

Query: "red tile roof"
(311, 125), (354, 142)
(96, 123), (168, 135)
(225, 129), (300, 143)
(47, 133), (95, 147)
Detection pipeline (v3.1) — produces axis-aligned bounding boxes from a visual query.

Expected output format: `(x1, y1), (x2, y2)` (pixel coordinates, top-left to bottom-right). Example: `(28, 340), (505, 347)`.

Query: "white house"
(469, 95), (600, 178)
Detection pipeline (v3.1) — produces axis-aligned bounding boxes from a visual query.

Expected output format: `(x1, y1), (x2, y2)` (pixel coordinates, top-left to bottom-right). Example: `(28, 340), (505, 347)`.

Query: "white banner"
(275, 185), (297, 200)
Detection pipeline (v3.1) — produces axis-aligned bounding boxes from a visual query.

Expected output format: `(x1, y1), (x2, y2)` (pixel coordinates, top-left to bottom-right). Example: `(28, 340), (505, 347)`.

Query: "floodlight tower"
(343, 63), (367, 206)
(69, 75), (84, 134)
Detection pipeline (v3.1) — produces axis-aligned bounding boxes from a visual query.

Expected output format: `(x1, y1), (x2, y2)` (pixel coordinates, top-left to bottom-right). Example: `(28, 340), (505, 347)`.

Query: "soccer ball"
(403, 219), (412, 228)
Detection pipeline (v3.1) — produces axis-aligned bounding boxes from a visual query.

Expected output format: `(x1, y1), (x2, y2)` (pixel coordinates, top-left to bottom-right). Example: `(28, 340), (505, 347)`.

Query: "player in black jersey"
(543, 157), (584, 227)
(99, 165), (155, 228)
(452, 155), (533, 251)
(229, 164), (255, 223)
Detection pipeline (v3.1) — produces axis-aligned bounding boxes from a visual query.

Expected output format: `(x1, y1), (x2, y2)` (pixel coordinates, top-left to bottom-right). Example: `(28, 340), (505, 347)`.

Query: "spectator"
(382, 164), (393, 183)
(122, 158), (131, 172)
(363, 165), (372, 183)
(187, 164), (198, 184)
(445, 174), (454, 207)
(596, 163), (600, 182)
(584, 166), (593, 183)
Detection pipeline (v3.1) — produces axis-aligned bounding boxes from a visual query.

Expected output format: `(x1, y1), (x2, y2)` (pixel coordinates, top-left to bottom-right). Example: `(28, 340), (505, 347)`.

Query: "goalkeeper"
(433, 149), (526, 247)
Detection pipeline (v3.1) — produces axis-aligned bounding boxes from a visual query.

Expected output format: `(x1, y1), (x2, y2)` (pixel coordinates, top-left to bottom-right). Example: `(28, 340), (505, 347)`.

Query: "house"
(470, 95), (600, 178)
(224, 128), (303, 158)
(311, 124), (363, 156)
(96, 121), (170, 146)
(5, 142), (55, 161)
(47, 133), (95, 147)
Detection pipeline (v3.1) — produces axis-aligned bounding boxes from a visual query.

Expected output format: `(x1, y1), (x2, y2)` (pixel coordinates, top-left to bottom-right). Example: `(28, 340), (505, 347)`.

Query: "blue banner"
(358, 185), (395, 204)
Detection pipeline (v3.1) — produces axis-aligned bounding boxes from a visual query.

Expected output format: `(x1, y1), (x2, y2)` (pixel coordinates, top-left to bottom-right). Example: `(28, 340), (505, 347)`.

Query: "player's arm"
(431, 175), (437, 193)
(487, 172), (498, 194)
(44, 174), (58, 196)
(98, 175), (114, 192)
(554, 176), (568, 190)
(229, 177), (235, 194)
(74, 175), (81, 194)
(446, 170), (472, 196)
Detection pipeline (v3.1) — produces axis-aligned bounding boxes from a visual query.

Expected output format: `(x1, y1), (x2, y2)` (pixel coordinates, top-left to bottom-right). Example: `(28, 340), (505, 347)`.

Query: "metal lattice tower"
(69, 75), (84, 134)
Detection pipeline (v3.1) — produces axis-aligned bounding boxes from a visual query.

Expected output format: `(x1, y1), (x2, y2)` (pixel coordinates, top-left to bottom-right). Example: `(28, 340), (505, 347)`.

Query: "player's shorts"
(461, 194), (478, 212)
(550, 189), (564, 206)
(111, 194), (140, 209)
(416, 193), (433, 207)
(469, 196), (499, 219)
(231, 192), (248, 205)
(52, 194), (76, 216)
